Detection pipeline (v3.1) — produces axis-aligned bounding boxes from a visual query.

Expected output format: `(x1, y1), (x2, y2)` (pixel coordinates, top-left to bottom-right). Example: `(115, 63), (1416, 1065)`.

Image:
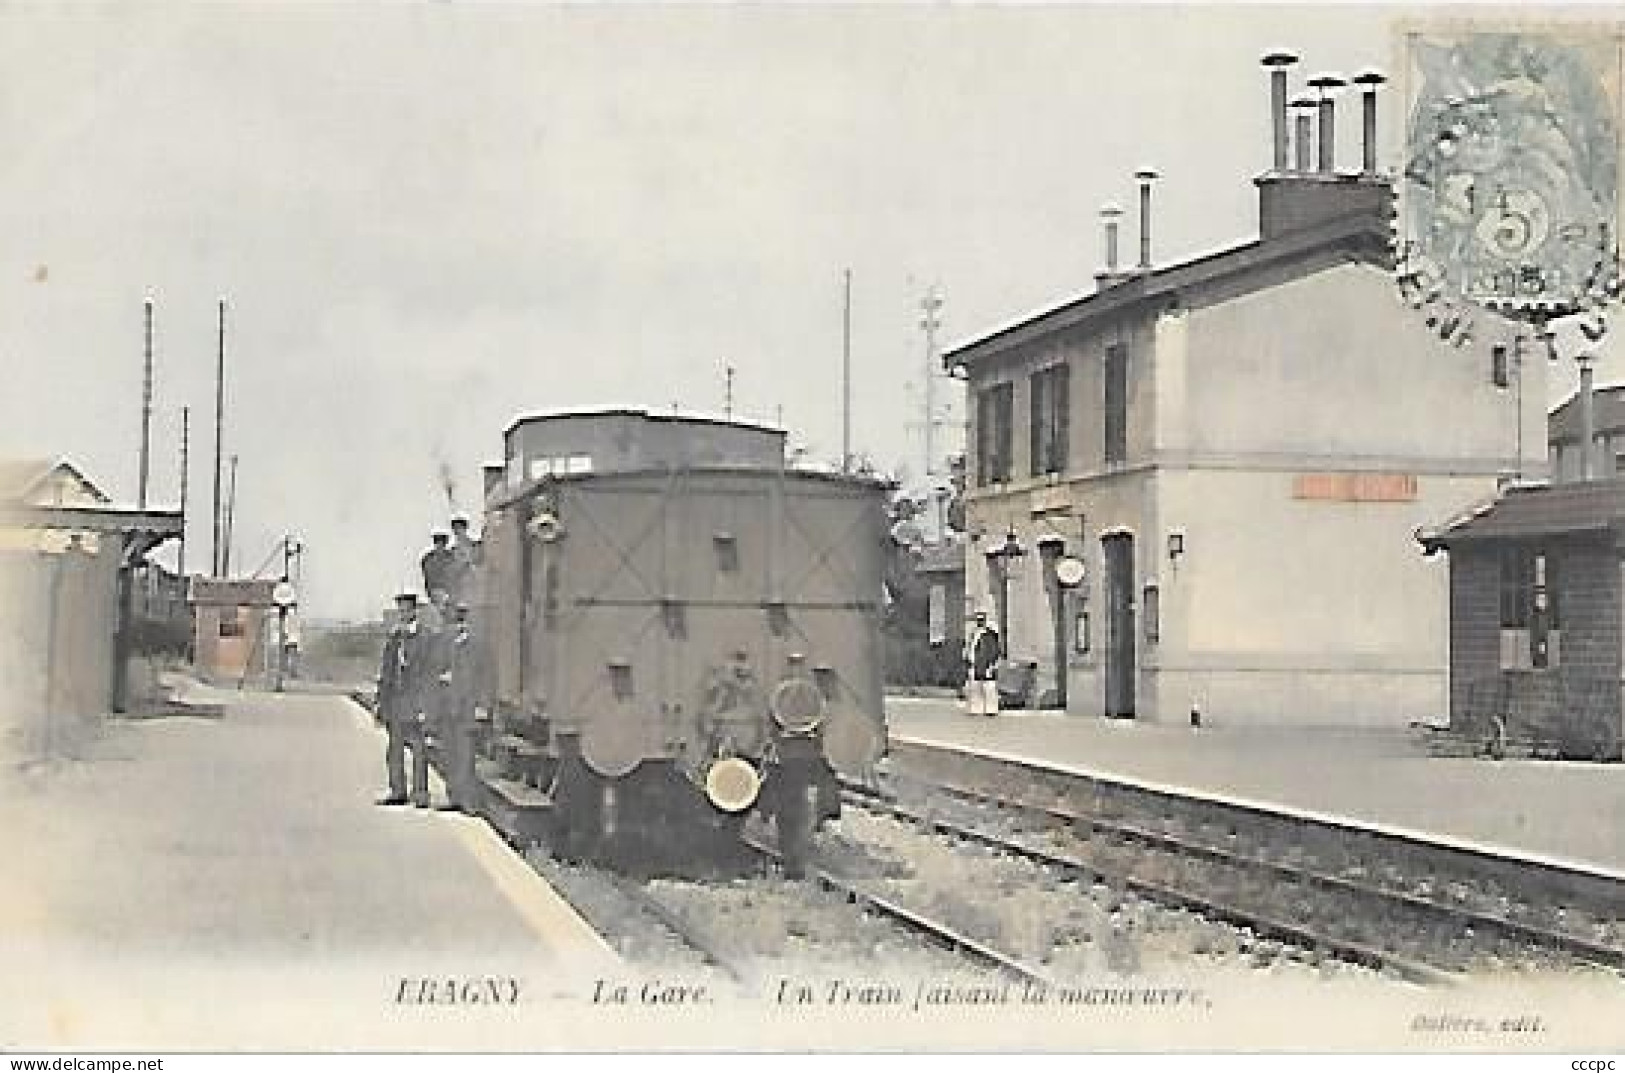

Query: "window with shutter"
(1104, 344), (1127, 464)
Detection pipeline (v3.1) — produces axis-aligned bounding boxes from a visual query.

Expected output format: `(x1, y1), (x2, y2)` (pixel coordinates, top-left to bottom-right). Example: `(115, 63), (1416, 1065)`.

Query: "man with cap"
(432, 601), (484, 813)
(447, 516), (481, 608)
(964, 610), (1002, 717)
(420, 530), (457, 611)
(377, 589), (437, 807)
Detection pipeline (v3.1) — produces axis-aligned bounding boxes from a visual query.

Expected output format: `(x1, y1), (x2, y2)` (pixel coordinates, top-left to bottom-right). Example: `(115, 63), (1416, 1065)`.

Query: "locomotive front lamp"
(705, 757), (762, 813)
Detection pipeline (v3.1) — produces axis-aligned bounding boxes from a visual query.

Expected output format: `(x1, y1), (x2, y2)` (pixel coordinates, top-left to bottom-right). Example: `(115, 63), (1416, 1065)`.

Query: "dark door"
(1040, 543), (1068, 709)
(1102, 533), (1135, 719)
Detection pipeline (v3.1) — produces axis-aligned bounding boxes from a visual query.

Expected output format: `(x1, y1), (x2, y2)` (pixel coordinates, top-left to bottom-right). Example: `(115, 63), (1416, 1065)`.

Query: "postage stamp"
(1398, 23), (1625, 313)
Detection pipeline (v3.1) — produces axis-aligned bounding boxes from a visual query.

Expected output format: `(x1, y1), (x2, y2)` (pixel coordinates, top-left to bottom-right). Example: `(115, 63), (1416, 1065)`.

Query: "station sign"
(1293, 472), (1418, 503)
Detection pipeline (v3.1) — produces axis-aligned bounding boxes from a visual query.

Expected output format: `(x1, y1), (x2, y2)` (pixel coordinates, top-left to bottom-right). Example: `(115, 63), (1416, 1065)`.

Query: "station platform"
(0, 684), (618, 1050)
(887, 697), (1625, 877)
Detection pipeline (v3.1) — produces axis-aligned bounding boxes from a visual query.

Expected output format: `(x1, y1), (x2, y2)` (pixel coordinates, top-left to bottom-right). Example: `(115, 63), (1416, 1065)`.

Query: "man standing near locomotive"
(964, 610), (1002, 717)
(432, 602), (482, 813)
(377, 590), (436, 808)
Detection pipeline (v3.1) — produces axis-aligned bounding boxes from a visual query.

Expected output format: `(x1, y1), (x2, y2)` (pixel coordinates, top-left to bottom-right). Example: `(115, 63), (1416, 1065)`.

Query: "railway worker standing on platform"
(434, 602), (482, 813)
(964, 610), (1001, 717)
(420, 530), (455, 611)
(378, 590), (436, 808)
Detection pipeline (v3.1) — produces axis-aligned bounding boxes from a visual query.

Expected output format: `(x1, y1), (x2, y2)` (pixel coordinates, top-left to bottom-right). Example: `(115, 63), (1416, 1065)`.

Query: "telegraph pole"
(178, 406), (190, 576)
(222, 453), (239, 577)
(724, 363), (736, 419)
(920, 289), (944, 479)
(139, 294), (154, 509)
(212, 298), (227, 576)
(842, 269), (852, 473)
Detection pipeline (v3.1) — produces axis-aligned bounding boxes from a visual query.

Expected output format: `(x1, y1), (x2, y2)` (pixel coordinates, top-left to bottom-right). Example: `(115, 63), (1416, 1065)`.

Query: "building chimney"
(482, 463), (505, 500)
(1308, 74), (1345, 174)
(1262, 51), (1299, 173)
(1101, 204), (1123, 274)
(1135, 168), (1158, 270)
(1291, 96), (1316, 172)
(1352, 70), (1386, 175)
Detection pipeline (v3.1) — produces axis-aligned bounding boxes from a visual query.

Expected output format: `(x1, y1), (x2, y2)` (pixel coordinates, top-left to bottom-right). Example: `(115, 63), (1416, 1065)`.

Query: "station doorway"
(1101, 533), (1136, 719)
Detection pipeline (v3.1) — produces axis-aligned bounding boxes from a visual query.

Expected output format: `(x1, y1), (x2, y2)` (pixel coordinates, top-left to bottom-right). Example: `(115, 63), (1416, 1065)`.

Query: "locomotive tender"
(474, 410), (890, 874)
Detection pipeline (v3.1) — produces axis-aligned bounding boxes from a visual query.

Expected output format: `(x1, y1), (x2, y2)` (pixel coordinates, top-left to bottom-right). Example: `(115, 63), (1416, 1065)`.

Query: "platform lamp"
(984, 529), (1025, 658)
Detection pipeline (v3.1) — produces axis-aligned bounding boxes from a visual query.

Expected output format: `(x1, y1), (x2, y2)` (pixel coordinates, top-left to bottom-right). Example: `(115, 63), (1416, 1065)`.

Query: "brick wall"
(1449, 538), (1623, 758)
(1552, 540), (1621, 683)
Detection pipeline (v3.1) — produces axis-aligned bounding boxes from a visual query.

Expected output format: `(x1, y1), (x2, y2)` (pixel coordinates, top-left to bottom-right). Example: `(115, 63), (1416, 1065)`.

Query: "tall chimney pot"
(1100, 204), (1124, 274)
(1291, 96), (1316, 173)
(1134, 168), (1158, 270)
(1308, 75), (1346, 174)
(1352, 70), (1386, 175)
(1261, 52), (1299, 173)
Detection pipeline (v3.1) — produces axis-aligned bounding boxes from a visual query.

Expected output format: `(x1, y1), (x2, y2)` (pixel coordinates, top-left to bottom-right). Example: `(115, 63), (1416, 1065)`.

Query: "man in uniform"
(420, 531), (455, 611)
(432, 602), (483, 813)
(377, 590), (436, 807)
(964, 610), (1002, 717)
(447, 516), (480, 609)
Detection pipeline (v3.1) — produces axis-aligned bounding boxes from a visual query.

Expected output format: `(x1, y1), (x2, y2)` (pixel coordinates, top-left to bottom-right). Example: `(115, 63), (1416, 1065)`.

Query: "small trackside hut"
(1418, 479), (1625, 761)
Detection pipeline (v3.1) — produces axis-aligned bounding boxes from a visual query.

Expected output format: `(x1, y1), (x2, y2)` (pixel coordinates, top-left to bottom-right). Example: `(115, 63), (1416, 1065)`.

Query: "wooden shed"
(1419, 479), (1625, 760)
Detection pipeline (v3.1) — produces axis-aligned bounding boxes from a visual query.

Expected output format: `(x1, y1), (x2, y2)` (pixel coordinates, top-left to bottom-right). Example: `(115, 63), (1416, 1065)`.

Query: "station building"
(944, 59), (1547, 727)
(1549, 384), (1625, 482)
(190, 577), (280, 684)
(0, 457), (181, 758)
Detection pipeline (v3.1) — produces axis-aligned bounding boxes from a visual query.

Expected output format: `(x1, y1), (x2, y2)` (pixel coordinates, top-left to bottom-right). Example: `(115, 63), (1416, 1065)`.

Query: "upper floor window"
(1029, 364), (1071, 476)
(1104, 343), (1128, 464)
(976, 383), (1014, 485)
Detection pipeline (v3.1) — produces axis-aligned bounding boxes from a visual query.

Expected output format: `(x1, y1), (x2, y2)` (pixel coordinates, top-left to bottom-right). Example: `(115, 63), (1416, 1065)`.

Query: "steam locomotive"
(469, 410), (890, 875)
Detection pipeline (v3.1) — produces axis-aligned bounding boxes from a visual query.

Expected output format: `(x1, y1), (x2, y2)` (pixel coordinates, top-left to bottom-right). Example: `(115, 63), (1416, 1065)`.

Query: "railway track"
(839, 783), (1445, 985)
(848, 772), (1625, 982)
(741, 830), (1057, 987)
(598, 870), (756, 983)
(532, 842), (1018, 987)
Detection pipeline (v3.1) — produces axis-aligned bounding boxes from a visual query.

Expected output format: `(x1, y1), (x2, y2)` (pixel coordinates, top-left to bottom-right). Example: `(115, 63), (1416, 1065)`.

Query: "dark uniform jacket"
(378, 620), (437, 725)
(420, 547), (456, 603)
(446, 542), (479, 607)
(435, 623), (486, 727)
(969, 626), (1001, 681)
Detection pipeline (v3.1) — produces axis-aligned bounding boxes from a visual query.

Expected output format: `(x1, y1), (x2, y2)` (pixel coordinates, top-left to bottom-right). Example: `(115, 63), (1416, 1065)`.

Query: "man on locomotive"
(420, 530), (455, 610)
(432, 602), (482, 813)
(450, 514), (481, 567)
(377, 590), (436, 808)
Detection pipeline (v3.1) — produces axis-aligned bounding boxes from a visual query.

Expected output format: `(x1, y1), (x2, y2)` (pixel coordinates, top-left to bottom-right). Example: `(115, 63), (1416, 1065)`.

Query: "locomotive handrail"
(569, 596), (880, 611)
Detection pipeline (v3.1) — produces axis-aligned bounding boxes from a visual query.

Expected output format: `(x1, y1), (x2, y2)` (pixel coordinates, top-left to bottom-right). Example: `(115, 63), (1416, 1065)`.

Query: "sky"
(3, 3), (1622, 621)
